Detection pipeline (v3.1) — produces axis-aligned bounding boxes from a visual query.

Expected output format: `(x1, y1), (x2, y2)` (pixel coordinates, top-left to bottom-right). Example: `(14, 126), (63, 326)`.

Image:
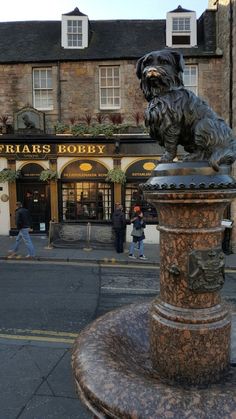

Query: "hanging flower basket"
(106, 168), (126, 184)
(39, 169), (58, 182)
(0, 168), (21, 183)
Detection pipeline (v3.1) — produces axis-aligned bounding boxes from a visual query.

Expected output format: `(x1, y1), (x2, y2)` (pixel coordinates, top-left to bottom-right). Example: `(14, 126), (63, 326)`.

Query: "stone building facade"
(207, 0), (236, 251)
(0, 4), (234, 248)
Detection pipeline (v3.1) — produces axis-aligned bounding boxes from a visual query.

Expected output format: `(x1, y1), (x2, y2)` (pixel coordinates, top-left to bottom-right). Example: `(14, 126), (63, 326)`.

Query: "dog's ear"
(136, 55), (145, 79)
(170, 51), (185, 73)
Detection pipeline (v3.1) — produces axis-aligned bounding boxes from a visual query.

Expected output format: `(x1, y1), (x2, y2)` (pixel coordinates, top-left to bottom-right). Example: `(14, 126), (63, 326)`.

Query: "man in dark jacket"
(112, 203), (126, 253)
(8, 201), (35, 258)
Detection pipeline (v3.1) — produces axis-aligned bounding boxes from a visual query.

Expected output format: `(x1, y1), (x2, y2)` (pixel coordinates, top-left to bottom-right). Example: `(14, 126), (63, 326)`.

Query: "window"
(99, 66), (120, 109)
(33, 68), (53, 110)
(166, 10), (197, 47)
(61, 14), (88, 49)
(67, 20), (82, 47)
(62, 182), (112, 221)
(183, 65), (198, 95)
(172, 17), (190, 32)
(125, 183), (158, 223)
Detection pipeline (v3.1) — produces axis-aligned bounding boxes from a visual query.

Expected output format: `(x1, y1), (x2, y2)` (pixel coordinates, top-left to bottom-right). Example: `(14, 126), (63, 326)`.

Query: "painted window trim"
(183, 64), (198, 95)
(99, 66), (121, 110)
(32, 68), (53, 111)
(61, 15), (88, 49)
(166, 11), (197, 48)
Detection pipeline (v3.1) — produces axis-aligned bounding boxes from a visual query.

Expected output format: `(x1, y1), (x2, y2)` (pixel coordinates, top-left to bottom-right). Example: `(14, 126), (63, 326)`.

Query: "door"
(17, 182), (50, 232)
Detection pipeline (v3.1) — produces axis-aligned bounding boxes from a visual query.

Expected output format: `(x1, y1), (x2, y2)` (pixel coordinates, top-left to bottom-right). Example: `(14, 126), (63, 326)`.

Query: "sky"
(1, 0), (209, 22)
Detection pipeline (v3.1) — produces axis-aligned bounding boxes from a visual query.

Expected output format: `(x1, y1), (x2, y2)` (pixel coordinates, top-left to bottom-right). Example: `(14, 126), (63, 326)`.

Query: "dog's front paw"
(160, 153), (175, 163)
(183, 152), (204, 162)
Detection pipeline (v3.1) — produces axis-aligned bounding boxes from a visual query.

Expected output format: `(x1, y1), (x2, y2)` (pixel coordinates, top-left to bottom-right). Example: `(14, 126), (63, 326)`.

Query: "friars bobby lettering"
(0, 143), (106, 157)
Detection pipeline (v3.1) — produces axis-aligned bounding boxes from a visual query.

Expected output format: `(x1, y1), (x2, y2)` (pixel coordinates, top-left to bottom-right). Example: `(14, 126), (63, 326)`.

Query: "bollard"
(83, 222), (92, 251)
(44, 219), (54, 250)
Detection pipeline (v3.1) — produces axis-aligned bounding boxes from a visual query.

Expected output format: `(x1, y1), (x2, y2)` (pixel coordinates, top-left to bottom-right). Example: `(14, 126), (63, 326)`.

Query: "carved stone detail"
(188, 248), (225, 293)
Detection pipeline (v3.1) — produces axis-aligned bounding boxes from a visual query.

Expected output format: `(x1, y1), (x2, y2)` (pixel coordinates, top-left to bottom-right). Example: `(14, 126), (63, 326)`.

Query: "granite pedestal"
(72, 162), (236, 418)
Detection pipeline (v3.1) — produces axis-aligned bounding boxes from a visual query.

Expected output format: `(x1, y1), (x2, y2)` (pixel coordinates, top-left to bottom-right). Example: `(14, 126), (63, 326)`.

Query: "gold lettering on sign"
(43, 144), (51, 153)
(0, 144), (52, 154)
(77, 145), (87, 153)
(32, 145), (41, 153)
(87, 145), (96, 153)
(22, 145), (31, 153)
(0, 143), (106, 155)
(6, 145), (15, 153)
(58, 145), (66, 153)
(57, 144), (106, 154)
(97, 145), (105, 154)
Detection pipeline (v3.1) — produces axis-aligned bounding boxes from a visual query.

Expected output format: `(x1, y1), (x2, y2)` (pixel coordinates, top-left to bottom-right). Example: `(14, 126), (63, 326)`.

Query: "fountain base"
(72, 302), (236, 419)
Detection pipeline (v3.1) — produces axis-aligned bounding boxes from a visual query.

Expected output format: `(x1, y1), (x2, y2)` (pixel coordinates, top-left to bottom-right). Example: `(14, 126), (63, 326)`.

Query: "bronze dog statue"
(136, 49), (236, 171)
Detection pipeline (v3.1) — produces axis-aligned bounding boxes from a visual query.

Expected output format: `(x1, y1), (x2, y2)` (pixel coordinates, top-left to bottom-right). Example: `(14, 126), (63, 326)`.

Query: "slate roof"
(0, 11), (217, 64)
(169, 5), (194, 13)
(63, 7), (87, 17)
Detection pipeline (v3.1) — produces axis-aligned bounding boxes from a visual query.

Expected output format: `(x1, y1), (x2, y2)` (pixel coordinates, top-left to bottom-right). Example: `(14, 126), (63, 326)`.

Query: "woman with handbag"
(128, 208), (147, 260)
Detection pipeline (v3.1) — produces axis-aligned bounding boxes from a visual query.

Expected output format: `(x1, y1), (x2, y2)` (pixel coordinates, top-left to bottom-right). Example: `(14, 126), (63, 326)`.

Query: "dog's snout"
(145, 67), (161, 78)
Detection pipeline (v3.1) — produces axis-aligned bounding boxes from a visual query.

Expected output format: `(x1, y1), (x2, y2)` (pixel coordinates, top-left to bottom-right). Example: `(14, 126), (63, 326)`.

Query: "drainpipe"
(229, 0), (233, 128)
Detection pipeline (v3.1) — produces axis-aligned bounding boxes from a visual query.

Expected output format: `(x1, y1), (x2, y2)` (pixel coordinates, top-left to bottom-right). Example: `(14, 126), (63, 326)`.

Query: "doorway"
(17, 182), (50, 233)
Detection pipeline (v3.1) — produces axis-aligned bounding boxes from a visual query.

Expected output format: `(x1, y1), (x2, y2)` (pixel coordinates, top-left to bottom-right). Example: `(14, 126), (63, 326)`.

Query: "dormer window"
(166, 5), (197, 48)
(61, 7), (88, 49)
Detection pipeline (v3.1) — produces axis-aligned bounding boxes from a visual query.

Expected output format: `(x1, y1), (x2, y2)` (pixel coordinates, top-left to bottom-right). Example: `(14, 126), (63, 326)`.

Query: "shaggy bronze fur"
(136, 50), (236, 171)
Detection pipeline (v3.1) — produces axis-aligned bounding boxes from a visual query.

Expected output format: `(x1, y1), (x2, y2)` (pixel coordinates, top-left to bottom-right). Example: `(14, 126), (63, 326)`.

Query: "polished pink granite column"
(146, 189), (235, 385)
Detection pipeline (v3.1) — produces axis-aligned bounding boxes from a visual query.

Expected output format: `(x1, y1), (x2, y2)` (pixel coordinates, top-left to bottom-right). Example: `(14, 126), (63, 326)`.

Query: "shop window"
(62, 181), (112, 221)
(183, 65), (198, 95)
(33, 68), (53, 110)
(125, 182), (158, 223)
(99, 66), (120, 109)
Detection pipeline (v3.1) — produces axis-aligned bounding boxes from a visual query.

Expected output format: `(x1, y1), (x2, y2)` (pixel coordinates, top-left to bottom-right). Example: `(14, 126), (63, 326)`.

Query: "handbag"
(131, 226), (144, 237)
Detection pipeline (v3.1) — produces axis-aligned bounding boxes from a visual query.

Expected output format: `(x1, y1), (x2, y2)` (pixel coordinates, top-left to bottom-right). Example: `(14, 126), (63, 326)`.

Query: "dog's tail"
(210, 146), (236, 171)
(195, 118), (236, 171)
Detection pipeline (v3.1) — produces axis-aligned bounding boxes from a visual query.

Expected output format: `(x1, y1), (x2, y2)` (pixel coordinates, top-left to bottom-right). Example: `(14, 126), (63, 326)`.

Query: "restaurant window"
(33, 68), (53, 110)
(99, 66), (120, 109)
(124, 159), (159, 223)
(62, 181), (112, 221)
(125, 183), (158, 223)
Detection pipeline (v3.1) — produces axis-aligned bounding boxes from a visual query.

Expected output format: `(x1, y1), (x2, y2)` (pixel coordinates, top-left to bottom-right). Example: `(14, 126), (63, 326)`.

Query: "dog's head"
(136, 50), (184, 101)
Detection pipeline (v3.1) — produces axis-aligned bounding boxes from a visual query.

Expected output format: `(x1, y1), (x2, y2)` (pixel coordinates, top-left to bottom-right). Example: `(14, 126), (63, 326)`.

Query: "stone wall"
(0, 58), (224, 131)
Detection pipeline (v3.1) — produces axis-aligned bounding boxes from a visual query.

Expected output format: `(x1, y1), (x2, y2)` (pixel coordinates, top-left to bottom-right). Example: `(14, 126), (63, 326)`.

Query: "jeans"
(129, 239), (144, 256)
(11, 228), (35, 256)
(114, 229), (124, 253)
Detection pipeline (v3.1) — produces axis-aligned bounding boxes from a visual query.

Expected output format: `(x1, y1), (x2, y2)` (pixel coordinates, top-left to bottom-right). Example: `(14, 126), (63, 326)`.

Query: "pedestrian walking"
(8, 201), (35, 259)
(129, 207), (147, 260)
(112, 203), (126, 253)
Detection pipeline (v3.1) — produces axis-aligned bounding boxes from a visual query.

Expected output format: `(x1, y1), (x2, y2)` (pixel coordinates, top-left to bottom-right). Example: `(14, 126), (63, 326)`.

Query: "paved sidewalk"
(0, 234), (236, 269)
(0, 234), (236, 419)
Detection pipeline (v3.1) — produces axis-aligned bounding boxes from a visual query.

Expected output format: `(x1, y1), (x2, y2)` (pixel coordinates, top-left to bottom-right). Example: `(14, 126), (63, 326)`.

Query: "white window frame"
(166, 11), (197, 47)
(67, 20), (83, 47)
(33, 68), (53, 111)
(172, 17), (191, 32)
(61, 15), (88, 49)
(99, 66), (121, 110)
(183, 65), (198, 95)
